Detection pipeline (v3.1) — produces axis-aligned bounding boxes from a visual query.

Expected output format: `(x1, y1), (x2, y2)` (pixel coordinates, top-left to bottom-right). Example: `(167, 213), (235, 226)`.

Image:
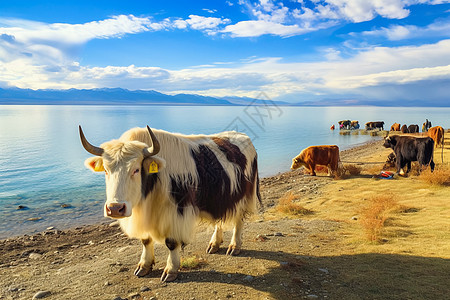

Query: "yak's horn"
(143, 125), (160, 157)
(79, 126), (104, 156)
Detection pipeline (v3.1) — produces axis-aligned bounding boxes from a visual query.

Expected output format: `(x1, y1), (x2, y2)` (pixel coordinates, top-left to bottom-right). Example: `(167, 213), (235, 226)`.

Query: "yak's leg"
(406, 161), (412, 174)
(161, 238), (180, 282)
(430, 160), (435, 172)
(206, 224), (223, 254)
(226, 216), (244, 256)
(310, 164), (316, 176)
(134, 238), (155, 277)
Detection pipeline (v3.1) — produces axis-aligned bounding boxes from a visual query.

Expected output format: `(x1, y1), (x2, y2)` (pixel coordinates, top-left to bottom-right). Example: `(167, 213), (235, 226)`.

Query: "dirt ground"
(1, 137), (449, 300)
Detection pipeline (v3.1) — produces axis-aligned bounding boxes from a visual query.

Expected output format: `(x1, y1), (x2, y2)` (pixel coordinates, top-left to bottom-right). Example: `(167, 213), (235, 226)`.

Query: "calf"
(291, 145), (340, 176)
(383, 135), (435, 175)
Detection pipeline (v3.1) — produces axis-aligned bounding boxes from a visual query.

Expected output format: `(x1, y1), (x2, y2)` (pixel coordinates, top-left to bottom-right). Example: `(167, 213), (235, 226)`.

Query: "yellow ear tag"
(149, 161), (159, 173)
(94, 161), (105, 172)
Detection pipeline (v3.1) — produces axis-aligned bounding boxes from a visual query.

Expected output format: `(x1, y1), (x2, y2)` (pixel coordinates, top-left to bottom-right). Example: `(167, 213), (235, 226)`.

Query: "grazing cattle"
(427, 126), (444, 148)
(390, 123), (401, 131)
(351, 120), (360, 130)
(401, 124), (408, 133)
(80, 126), (260, 282)
(365, 121), (384, 130)
(383, 135), (435, 175)
(408, 124), (419, 133)
(291, 145), (340, 176)
(423, 119), (432, 132)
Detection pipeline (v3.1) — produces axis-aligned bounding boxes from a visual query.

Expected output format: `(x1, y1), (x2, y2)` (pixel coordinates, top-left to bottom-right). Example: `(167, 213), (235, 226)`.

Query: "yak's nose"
(105, 203), (126, 218)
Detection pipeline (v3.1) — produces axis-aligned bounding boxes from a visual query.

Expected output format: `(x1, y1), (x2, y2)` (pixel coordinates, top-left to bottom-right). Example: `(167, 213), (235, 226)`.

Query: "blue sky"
(1, 0), (450, 104)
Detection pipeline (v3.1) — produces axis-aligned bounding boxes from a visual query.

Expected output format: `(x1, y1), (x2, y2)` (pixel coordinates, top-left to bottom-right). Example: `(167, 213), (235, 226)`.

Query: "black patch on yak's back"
(212, 137), (247, 171)
(190, 144), (236, 219)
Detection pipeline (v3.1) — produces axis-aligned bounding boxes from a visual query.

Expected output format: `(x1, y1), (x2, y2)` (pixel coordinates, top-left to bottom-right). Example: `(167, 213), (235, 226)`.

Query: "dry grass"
(345, 164), (362, 176)
(359, 194), (399, 242)
(277, 192), (313, 216)
(419, 164), (450, 186)
(362, 165), (385, 175)
(180, 256), (205, 270)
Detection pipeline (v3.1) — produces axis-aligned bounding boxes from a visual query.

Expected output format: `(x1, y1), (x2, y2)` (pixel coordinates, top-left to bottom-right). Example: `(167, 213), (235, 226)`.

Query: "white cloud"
(0, 15), (153, 45)
(185, 15), (230, 30)
(358, 19), (450, 41)
(222, 0), (415, 38)
(325, 0), (409, 22)
(223, 20), (312, 37)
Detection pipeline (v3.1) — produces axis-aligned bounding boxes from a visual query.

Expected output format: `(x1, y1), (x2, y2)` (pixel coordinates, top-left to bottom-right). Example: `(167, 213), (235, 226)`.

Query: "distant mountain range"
(0, 87), (448, 106)
(0, 87), (291, 106)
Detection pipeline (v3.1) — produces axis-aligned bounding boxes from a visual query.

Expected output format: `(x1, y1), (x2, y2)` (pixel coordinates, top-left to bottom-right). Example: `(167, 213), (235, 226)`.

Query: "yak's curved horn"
(79, 126), (104, 156)
(143, 125), (160, 157)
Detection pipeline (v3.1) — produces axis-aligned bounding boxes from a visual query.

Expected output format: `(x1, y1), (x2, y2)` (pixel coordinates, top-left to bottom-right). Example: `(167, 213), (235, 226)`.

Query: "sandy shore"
(1, 136), (449, 300)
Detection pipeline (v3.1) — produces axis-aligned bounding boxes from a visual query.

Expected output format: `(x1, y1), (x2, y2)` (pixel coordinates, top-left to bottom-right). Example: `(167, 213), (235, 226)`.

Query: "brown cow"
(390, 123), (401, 131)
(401, 124), (408, 133)
(427, 126), (444, 148)
(291, 145), (340, 176)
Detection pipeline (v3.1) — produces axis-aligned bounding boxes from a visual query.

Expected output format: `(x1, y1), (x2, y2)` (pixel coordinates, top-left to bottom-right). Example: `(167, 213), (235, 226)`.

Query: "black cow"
(338, 120), (351, 130)
(408, 124), (419, 133)
(400, 124), (408, 133)
(383, 135), (435, 175)
(365, 121), (384, 130)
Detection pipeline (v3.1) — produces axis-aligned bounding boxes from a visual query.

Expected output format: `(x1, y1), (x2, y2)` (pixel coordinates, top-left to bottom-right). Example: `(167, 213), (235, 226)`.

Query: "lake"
(1, 104), (449, 238)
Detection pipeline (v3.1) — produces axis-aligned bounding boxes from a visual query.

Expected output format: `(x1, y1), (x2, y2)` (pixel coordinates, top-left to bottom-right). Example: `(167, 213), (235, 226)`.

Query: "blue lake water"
(1, 105), (449, 238)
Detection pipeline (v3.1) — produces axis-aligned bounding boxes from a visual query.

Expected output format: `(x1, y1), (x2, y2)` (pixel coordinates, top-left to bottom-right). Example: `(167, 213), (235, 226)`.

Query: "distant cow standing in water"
(291, 145), (340, 176)
(351, 120), (360, 129)
(365, 121), (384, 130)
(338, 120), (351, 130)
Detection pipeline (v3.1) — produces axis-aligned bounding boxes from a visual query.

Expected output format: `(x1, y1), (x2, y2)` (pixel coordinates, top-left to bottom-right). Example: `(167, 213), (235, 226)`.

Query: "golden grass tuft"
(180, 256), (205, 270)
(419, 164), (450, 186)
(277, 192), (313, 216)
(359, 194), (399, 242)
(345, 164), (362, 176)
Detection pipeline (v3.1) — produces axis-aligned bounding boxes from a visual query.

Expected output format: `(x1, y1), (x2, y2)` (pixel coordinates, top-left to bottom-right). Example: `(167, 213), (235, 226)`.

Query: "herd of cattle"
(79, 118), (445, 282)
(334, 119), (436, 133)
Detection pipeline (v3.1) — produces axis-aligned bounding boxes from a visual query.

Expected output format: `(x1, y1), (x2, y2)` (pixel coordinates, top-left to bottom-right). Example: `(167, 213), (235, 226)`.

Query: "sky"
(1, 0), (450, 104)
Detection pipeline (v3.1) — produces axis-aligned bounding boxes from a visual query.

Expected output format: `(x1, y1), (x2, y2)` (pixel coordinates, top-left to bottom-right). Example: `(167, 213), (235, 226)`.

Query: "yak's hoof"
(160, 270), (178, 282)
(206, 243), (220, 254)
(226, 246), (241, 256)
(134, 263), (153, 277)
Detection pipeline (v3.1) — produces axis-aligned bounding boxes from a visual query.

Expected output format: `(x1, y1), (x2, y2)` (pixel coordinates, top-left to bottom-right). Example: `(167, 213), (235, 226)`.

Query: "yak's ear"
(85, 157), (105, 172)
(143, 156), (166, 174)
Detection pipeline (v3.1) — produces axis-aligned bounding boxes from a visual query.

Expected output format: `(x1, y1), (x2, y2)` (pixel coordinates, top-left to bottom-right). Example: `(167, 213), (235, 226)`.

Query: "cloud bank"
(1, 0), (450, 104)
